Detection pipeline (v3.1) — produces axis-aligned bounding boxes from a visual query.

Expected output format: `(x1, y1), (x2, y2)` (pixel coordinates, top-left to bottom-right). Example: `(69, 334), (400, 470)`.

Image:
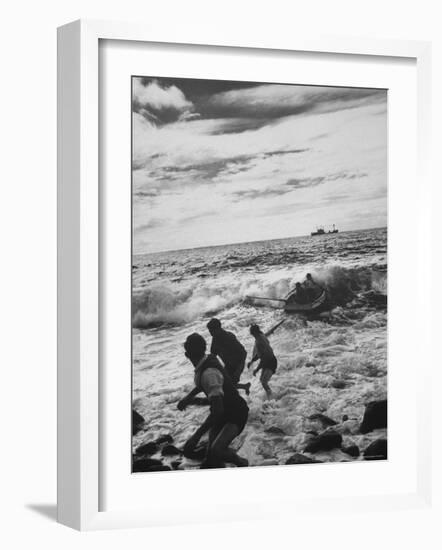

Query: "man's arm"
(177, 386), (202, 411)
(210, 340), (217, 356)
(247, 354), (259, 368)
(253, 363), (263, 376)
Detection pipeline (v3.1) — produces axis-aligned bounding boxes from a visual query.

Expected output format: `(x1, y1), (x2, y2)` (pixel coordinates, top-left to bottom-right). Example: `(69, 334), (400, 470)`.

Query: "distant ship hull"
(311, 227), (338, 236)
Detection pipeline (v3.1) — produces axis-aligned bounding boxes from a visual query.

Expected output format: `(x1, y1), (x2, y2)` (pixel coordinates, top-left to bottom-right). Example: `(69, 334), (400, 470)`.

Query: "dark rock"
(359, 400), (387, 434)
(364, 439), (387, 460)
(135, 441), (158, 456)
(304, 430), (342, 453)
(331, 380), (346, 389)
(132, 457), (163, 472)
(342, 444), (360, 458)
(286, 453), (322, 465)
(308, 413), (337, 426)
(155, 434), (174, 445)
(132, 409), (145, 435)
(367, 293), (387, 307)
(306, 430), (319, 436)
(183, 444), (207, 460)
(342, 415), (349, 422)
(161, 444), (182, 456)
(265, 426), (286, 435)
(171, 461), (182, 470)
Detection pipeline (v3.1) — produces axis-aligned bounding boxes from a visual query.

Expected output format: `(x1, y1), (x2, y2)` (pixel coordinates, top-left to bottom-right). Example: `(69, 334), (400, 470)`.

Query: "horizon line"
(133, 225), (387, 258)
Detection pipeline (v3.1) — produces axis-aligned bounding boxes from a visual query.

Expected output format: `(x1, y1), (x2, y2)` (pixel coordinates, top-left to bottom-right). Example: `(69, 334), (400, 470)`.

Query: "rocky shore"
(132, 398), (387, 471)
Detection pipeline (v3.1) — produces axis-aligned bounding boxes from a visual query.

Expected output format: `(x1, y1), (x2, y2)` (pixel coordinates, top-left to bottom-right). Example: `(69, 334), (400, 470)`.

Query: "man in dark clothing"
(206, 318), (251, 395)
(304, 272), (323, 301)
(179, 333), (249, 468)
(294, 282), (308, 304)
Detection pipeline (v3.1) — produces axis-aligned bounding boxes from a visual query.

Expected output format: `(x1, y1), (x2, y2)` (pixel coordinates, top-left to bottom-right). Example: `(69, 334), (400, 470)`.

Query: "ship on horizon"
(311, 224), (339, 236)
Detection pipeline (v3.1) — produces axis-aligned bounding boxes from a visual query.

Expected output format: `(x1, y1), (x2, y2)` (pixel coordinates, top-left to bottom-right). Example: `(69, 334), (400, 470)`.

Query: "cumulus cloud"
(132, 78), (387, 253)
(133, 78), (195, 125)
(133, 79), (193, 111)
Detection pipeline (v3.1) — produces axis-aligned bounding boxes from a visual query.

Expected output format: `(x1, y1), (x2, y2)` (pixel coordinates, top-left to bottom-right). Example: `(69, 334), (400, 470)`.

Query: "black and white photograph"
(131, 76), (388, 472)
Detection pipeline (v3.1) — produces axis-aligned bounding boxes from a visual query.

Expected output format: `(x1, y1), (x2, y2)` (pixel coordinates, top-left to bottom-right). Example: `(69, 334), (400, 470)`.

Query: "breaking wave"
(132, 264), (386, 328)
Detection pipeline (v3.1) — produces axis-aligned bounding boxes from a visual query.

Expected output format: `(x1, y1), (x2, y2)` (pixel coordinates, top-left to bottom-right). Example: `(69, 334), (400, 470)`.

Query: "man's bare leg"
(260, 369), (273, 399)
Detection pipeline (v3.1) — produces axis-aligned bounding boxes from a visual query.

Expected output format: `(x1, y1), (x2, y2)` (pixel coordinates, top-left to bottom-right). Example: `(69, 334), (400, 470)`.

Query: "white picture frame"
(57, 19), (432, 531)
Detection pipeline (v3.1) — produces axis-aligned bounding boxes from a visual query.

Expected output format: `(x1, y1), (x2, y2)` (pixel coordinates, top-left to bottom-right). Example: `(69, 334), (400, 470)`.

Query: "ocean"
(132, 227), (387, 468)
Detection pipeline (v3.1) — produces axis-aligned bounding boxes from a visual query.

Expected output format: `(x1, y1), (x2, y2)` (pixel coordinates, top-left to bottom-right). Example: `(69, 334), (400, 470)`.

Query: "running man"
(207, 318), (251, 395)
(247, 324), (278, 399)
(179, 333), (249, 468)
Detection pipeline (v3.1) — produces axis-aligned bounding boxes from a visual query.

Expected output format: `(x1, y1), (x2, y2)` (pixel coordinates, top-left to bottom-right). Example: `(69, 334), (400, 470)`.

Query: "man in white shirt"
(179, 333), (249, 468)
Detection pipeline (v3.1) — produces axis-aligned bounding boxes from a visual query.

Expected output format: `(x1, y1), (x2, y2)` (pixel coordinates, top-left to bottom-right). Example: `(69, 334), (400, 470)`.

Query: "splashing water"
(132, 228), (387, 467)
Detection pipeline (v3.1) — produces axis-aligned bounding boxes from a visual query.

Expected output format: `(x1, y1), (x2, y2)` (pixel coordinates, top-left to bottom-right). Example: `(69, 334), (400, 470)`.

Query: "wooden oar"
(265, 318), (287, 336)
(246, 295), (286, 302)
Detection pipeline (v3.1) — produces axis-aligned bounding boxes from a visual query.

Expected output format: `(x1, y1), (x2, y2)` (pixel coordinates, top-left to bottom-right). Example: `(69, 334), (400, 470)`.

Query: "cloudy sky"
(132, 76), (387, 254)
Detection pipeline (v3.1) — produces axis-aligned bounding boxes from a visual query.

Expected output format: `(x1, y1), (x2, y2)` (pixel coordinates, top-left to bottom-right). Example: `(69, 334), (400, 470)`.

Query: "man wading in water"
(179, 333), (249, 468)
(248, 324), (278, 399)
(207, 318), (251, 395)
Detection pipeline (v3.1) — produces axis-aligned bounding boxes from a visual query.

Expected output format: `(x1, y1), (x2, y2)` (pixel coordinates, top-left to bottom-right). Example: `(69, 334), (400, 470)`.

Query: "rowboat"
(284, 289), (327, 313)
(245, 288), (327, 314)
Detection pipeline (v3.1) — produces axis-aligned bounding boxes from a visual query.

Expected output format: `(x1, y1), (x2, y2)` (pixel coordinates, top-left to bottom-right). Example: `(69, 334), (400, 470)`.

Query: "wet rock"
(132, 409), (145, 435)
(132, 457), (163, 472)
(331, 380), (347, 389)
(304, 430), (342, 453)
(365, 292), (387, 307)
(161, 444), (182, 456)
(260, 458), (279, 466)
(135, 441), (158, 456)
(286, 453), (322, 465)
(265, 426), (286, 435)
(341, 419), (360, 435)
(364, 439), (387, 460)
(342, 445), (360, 458)
(156, 434), (174, 445)
(359, 400), (387, 434)
(308, 413), (337, 426)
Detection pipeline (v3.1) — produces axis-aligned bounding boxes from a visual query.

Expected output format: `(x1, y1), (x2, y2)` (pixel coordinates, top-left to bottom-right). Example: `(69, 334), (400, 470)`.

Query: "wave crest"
(132, 264), (386, 328)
